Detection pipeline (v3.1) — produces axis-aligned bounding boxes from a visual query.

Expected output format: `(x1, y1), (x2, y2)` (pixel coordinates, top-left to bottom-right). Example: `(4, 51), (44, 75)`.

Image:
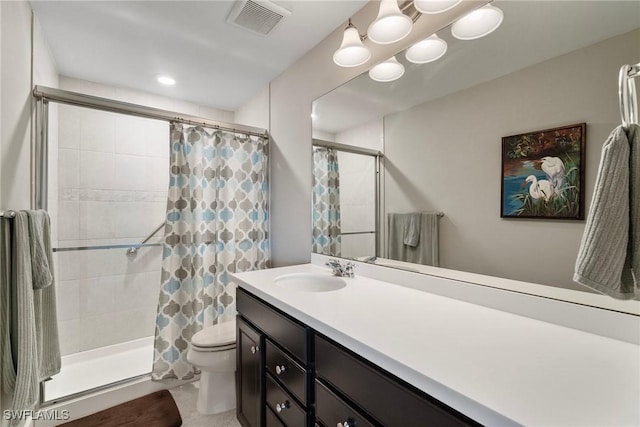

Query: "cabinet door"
(237, 317), (263, 427)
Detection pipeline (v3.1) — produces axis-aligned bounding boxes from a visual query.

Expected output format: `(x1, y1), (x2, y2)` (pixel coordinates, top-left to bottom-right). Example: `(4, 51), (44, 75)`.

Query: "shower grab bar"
(53, 243), (161, 253)
(126, 221), (166, 258)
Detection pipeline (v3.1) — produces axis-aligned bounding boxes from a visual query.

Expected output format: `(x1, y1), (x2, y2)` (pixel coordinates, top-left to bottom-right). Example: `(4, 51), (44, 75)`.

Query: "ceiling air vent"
(226, 0), (291, 36)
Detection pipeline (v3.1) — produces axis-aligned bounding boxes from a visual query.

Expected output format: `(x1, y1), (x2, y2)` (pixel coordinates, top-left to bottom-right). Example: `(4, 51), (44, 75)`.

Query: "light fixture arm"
(346, 18), (367, 42)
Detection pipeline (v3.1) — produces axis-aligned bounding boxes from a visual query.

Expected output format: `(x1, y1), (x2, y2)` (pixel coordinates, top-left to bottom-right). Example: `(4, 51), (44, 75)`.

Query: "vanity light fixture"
(451, 4), (504, 40)
(369, 56), (405, 82)
(414, 0), (462, 15)
(333, 19), (372, 67)
(367, 0), (413, 45)
(157, 75), (176, 86)
(405, 34), (447, 64)
(333, 0), (504, 84)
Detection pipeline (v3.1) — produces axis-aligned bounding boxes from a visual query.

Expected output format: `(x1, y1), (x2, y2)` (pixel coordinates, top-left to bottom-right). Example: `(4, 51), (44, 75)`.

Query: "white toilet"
(186, 319), (237, 415)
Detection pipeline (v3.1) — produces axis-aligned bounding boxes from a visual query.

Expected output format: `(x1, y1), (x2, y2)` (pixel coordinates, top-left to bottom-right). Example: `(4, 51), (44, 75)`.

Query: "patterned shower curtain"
(152, 124), (269, 380)
(312, 147), (341, 256)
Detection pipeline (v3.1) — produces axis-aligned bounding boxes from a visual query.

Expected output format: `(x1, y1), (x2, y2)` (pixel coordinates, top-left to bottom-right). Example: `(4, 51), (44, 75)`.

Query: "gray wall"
(384, 29), (640, 291)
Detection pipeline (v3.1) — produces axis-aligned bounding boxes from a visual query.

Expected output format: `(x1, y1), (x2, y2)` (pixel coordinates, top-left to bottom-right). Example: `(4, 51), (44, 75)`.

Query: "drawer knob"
(275, 401), (290, 413)
(250, 345), (259, 354)
(337, 422), (352, 427)
(275, 365), (287, 375)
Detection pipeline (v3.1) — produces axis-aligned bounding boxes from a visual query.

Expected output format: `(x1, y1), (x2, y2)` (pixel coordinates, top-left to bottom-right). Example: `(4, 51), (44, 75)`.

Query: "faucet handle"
(326, 259), (343, 276)
(344, 262), (356, 278)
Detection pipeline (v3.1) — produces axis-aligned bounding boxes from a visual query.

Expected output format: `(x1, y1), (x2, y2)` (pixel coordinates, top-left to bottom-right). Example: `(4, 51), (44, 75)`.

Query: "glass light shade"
(367, 0), (413, 45)
(405, 34), (447, 64)
(451, 5), (504, 40)
(414, 0), (462, 14)
(369, 56), (405, 82)
(333, 25), (371, 67)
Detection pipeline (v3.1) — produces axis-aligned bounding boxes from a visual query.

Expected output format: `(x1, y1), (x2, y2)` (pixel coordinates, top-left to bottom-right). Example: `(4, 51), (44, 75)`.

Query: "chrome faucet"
(326, 259), (355, 278)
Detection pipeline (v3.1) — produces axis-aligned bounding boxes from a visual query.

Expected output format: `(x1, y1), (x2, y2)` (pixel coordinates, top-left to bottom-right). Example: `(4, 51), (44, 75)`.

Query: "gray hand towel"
(574, 124), (640, 299)
(403, 213), (421, 247)
(26, 210), (53, 290)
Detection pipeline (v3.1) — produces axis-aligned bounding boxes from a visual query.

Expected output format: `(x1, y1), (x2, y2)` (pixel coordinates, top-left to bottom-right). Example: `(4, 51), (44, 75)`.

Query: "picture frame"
(501, 123), (586, 219)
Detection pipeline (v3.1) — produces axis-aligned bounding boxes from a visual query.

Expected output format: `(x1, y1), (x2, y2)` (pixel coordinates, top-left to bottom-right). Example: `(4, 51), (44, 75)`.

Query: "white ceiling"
(30, 0), (367, 112)
(313, 1), (640, 135)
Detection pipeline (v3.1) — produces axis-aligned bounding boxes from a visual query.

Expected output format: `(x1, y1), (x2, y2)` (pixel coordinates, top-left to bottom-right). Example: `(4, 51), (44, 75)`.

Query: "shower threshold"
(44, 336), (154, 403)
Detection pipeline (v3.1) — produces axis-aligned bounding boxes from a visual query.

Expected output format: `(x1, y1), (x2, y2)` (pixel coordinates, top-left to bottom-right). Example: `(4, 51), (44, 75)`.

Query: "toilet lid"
(191, 320), (236, 349)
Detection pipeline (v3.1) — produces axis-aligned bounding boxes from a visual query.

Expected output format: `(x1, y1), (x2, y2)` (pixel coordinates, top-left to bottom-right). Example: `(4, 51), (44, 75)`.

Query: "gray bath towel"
(0, 211), (61, 423)
(26, 211), (61, 381)
(388, 212), (440, 266)
(574, 124), (640, 299)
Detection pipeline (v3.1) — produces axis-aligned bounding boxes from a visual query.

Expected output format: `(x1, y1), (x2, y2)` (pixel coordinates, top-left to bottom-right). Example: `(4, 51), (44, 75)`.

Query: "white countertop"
(231, 264), (640, 427)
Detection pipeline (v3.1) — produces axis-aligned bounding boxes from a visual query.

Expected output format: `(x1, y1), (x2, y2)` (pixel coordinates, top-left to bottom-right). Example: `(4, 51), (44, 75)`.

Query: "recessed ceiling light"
(157, 76), (176, 86)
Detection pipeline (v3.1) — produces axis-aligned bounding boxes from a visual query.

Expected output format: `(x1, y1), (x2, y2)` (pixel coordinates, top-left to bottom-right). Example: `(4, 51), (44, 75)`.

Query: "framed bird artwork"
(500, 123), (586, 219)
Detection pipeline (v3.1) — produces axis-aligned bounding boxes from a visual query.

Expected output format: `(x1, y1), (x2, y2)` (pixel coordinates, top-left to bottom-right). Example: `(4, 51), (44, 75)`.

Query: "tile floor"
(169, 382), (241, 427)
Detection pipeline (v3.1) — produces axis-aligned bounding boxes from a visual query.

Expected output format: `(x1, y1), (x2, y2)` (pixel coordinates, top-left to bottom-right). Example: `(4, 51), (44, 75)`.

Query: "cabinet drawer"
(266, 339), (307, 404)
(315, 335), (477, 427)
(237, 288), (308, 363)
(266, 375), (306, 427)
(266, 406), (285, 427)
(316, 380), (374, 427)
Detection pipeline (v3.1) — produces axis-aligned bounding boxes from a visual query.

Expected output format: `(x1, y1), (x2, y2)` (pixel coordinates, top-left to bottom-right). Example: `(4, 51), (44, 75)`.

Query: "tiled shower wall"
(53, 77), (233, 356)
(54, 105), (169, 356)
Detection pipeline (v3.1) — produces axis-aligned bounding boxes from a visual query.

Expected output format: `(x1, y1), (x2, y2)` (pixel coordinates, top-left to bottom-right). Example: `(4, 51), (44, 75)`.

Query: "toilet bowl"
(186, 319), (236, 415)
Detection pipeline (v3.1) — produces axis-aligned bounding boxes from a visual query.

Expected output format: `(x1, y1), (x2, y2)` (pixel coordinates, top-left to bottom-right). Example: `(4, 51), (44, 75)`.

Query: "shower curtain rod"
(33, 86), (269, 139)
(313, 138), (383, 157)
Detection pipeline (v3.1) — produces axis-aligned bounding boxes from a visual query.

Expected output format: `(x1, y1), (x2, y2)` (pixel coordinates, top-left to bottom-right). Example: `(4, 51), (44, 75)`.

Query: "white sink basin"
(274, 273), (347, 292)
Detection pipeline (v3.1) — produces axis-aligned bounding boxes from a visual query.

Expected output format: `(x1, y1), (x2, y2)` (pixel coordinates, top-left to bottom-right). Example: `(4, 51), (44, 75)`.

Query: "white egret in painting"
(523, 175), (557, 202)
(540, 156), (565, 190)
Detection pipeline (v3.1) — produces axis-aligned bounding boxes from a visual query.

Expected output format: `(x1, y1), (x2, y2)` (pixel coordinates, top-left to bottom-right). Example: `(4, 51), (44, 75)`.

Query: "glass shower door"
(44, 103), (169, 403)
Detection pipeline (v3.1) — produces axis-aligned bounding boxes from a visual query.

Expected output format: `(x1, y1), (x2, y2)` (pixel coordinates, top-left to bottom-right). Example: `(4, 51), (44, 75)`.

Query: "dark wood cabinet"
(236, 287), (479, 427)
(237, 288), (312, 427)
(315, 335), (478, 427)
(237, 317), (263, 427)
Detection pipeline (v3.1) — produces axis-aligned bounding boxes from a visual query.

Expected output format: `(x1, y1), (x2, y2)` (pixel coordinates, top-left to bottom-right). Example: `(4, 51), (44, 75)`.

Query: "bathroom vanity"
(232, 260), (640, 427)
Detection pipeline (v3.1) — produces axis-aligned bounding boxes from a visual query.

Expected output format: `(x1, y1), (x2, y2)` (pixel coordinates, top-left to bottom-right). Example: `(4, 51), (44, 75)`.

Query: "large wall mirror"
(311, 0), (640, 306)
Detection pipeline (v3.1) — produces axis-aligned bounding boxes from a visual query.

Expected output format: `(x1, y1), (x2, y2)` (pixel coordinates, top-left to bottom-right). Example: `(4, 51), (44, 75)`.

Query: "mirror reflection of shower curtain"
(312, 147), (341, 256)
(153, 124), (269, 380)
